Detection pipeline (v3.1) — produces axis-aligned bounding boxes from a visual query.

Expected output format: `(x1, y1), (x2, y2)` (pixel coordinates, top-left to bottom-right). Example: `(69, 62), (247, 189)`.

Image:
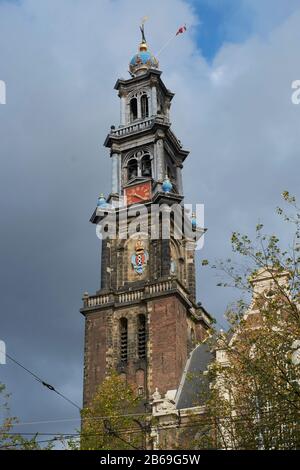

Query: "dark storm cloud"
(0, 0), (299, 440)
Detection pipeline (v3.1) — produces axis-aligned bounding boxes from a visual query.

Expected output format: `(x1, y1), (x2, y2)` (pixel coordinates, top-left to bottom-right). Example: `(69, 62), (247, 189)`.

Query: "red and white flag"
(176, 24), (187, 36)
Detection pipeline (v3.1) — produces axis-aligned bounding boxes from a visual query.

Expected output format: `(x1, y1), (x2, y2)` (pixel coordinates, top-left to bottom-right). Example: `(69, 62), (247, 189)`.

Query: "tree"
(0, 383), (54, 450)
(79, 372), (148, 450)
(196, 192), (300, 449)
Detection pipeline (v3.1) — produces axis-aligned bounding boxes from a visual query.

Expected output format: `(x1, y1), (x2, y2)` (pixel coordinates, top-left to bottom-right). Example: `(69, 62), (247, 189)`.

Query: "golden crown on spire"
(135, 238), (145, 253)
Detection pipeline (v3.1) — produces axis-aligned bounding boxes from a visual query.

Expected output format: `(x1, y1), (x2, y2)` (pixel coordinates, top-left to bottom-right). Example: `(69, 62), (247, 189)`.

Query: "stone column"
(120, 95), (126, 126)
(156, 138), (165, 182)
(151, 86), (158, 116)
(166, 100), (171, 122)
(111, 152), (119, 194)
(117, 154), (122, 194)
(176, 164), (183, 195)
(137, 96), (142, 120)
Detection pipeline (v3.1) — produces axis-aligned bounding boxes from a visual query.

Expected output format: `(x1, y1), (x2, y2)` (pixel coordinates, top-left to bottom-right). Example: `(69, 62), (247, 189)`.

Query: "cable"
(0, 428), (145, 450)
(7, 403), (298, 428)
(0, 433), (76, 436)
(103, 420), (141, 450)
(5, 352), (81, 411)
(1, 409), (298, 450)
(11, 411), (151, 427)
(3, 352), (298, 447)
(4, 408), (298, 437)
(2, 415), (298, 450)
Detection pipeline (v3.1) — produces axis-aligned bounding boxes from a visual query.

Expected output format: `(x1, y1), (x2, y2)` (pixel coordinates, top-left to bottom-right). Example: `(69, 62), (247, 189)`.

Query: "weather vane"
(140, 16), (148, 43)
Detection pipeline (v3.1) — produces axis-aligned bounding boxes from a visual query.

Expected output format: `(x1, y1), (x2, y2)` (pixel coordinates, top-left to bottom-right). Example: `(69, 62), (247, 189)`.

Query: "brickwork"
(148, 295), (188, 396)
(83, 309), (108, 407)
(81, 68), (213, 407)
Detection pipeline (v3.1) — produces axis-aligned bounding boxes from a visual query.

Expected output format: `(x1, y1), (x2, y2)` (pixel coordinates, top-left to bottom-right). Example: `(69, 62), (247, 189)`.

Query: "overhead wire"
(5, 352), (81, 411)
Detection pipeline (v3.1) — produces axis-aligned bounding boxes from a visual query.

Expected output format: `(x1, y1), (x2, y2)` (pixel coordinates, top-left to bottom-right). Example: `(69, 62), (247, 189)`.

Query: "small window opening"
(138, 314), (146, 359)
(120, 318), (128, 364)
(141, 94), (149, 119)
(130, 98), (138, 121)
(127, 159), (138, 180)
(141, 155), (152, 177)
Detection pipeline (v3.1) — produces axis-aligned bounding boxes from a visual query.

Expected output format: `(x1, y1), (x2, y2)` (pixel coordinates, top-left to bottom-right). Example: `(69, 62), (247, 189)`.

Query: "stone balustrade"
(82, 280), (212, 327)
(147, 280), (173, 294)
(85, 293), (112, 308)
(117, 290), (143, 303)
(83, 279), (181, 309)
(111, 118), (154, 137)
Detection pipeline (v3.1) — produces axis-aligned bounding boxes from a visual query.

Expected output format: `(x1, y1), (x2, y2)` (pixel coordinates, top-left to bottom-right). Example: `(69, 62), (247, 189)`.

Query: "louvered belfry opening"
(120, 318), (128, 364)
(138, 314), (146, 359)
(127, 158), (138, 181)
(141, 154), (152, 177)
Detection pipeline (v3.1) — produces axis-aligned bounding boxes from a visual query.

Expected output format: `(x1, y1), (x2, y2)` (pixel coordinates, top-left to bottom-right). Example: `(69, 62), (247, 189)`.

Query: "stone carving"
(151, 388), (178, 417)
(131, 238), (149, 275)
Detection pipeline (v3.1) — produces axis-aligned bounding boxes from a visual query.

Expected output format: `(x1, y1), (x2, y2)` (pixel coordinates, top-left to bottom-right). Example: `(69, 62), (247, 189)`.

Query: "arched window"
(127, 159), (138, 180)
(130, 97), (138, 122)
(120, 318), (128, 364)
(137, 314), (146, 359)
(141, 155), (151, 177)
(141, 94), (149, 119)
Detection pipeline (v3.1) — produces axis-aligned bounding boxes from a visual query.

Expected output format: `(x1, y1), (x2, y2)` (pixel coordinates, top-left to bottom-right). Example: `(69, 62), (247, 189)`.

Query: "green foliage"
(0, 384), (54, 450)
(195, 192), (300, 449)
(79, 371), (147, 450)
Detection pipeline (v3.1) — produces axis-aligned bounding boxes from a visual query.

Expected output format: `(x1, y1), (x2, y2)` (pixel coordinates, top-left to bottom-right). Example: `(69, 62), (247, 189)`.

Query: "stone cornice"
(114, 69), (175, 101)
(80, 278), (213, 328)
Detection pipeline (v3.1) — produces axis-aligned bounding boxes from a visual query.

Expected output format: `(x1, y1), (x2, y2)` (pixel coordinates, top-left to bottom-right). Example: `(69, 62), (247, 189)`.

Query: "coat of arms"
(131, 239), (148, 275)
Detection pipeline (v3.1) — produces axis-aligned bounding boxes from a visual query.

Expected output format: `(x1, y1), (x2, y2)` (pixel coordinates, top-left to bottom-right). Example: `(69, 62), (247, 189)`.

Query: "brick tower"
(81, 28), (212, 407)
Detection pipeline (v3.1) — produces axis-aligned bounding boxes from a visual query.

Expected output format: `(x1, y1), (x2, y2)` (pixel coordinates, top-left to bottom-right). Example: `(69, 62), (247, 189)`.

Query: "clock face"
(125, 181), (151, 206)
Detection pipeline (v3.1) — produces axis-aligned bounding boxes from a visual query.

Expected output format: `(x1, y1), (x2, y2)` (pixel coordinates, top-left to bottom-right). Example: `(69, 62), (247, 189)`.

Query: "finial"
(139, 19), (148, 51)
(162, 174), (173, 193)
(140, 25), (146, 44)
(97, 193), (108, 208)
(129, 17), (159, 76)
(152, 387), (161, 401)
(140, 16), (148, 41)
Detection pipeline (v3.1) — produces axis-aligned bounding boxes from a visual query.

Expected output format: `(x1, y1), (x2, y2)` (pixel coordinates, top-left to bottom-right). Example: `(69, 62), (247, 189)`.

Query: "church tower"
(81, 28), (212, 407)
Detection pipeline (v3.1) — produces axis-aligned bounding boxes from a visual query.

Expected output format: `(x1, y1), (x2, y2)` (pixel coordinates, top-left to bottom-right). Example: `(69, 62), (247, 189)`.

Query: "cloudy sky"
(0, 0), (299, 443)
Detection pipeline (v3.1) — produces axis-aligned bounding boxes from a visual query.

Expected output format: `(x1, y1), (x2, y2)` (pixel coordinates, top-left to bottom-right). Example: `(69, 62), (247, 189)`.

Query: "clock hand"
(133, 193), (147, 201)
